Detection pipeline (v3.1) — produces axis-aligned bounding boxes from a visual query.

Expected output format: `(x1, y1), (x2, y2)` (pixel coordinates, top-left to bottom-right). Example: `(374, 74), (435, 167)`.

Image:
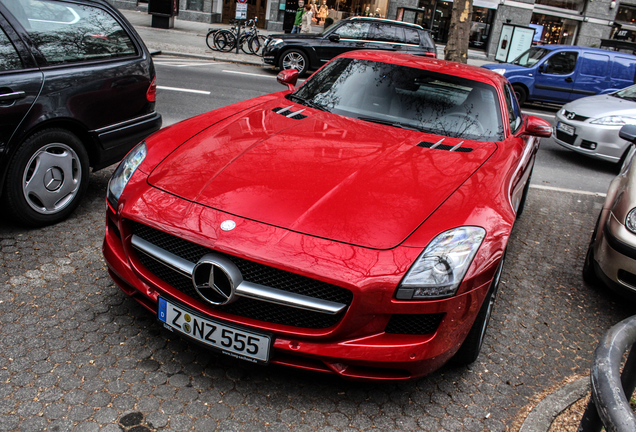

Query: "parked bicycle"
(208, 18), (267, 55)
(205, 20), (238, 52)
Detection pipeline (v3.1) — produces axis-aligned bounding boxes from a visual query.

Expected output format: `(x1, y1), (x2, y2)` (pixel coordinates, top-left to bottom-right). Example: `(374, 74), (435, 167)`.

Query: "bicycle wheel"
(214, 30), (236, 52)
(248, 35), (268, 55)
(205, 30), (219, 51)
(239, 33), (252, 54)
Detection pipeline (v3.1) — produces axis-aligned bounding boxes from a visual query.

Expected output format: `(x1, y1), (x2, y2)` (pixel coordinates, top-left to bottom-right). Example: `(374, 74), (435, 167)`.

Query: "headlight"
(107, 141), (146, 209)
(590, 116), (636, 126)
(396, 227), (486, 300)
(270, 38), (283, 46)
(490, 68), (506, 75)
(626, 208), (636, 234)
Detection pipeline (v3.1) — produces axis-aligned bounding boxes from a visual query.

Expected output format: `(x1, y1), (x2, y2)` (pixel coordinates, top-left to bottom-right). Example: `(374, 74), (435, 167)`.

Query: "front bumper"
(553, 112), (628, 163)
(594, 211), (636, 295)
(102, 176), (493, 381)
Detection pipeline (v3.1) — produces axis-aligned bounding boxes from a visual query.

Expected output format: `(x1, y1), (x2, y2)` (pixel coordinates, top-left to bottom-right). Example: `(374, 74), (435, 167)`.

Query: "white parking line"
(222, 70), (276, 78)
(530, 184), (607, 197)
(157, 86), (211, 95)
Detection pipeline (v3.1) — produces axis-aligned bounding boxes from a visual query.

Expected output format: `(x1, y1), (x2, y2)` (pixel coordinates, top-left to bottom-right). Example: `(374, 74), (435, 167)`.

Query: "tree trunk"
(444, 0), (473, 63)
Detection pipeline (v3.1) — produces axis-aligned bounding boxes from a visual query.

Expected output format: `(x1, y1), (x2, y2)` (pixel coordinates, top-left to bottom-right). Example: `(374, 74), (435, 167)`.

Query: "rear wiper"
(287, 94), (329, 112)
(358, 116), (431, 133)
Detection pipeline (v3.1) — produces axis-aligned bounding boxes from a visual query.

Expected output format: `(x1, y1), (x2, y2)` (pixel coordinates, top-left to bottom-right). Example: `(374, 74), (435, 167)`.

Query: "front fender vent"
(273, 105), (307, 120)
(417, 139), (473, 153)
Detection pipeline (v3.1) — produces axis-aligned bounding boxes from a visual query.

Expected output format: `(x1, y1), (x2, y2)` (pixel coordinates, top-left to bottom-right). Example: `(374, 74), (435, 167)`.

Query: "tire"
(214, 30), (236, 52)
(206, 30), (219, 51)
(451, 253), (505, 366)
(3, 129), (90, 227)
(279, 49), (309, 76)
(583, 211), (601, 284)
(513, 85), (527, 106)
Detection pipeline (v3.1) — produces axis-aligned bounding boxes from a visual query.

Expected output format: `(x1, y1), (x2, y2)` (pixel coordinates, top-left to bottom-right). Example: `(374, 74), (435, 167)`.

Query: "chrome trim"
(132, 235), (194, 277)
(430, 138), (445, 149)
(93, 112), (159, 134)
(131, 234), (347, 315)
(450, 141), (465, 151)
(286, 108), (306, 118)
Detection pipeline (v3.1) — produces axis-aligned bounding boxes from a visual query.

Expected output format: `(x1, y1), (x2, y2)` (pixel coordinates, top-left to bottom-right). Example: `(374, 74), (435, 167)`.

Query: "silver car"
(555, 85), (636, 165)
(584, 125), (636, 297)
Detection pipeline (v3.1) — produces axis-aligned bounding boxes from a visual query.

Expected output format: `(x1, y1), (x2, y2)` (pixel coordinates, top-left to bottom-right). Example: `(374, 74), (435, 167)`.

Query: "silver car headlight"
(590, 116), (636, 126)
(626, 208), (636, 234)
(107, 141), (147, 209)
(395, 226), (486, 300)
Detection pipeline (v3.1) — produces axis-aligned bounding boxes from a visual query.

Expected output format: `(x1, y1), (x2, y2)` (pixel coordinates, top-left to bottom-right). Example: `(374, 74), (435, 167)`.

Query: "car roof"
(338, 50), (507, 87)
(537, 44), (636, 58)
(347, 16), (424, 30)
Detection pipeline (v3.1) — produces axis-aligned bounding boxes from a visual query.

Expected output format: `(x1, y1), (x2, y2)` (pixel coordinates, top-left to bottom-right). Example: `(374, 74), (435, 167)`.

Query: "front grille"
(556, 130), (577, 145)
(130, 222), (353, 329)
(564, 111), (589, 122)
(385, 313), (445, 335)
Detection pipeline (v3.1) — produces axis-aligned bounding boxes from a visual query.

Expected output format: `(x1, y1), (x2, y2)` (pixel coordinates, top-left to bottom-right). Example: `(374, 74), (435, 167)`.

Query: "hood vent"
(273, 105), (307, 120)
(417, 138), (473, 153)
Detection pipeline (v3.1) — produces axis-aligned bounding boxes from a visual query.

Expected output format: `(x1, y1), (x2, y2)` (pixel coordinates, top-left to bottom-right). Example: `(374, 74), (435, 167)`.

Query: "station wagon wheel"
(451, 252), (506, 366)
(3, 129), (89, 227)
(280, 49), (308, 76)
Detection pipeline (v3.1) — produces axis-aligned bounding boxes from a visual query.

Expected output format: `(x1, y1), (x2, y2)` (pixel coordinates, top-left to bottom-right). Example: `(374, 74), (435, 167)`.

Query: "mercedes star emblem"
(192, 253), (243, 305)
(220, 220), (236, 231)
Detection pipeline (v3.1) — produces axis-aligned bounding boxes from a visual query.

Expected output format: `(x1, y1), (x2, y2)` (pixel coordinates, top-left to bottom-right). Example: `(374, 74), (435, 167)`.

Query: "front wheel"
(3, 129), (90, 227)
(513, 85), (527, 106)
(451, 253), (505, 366)
(279, 49), (309, 76)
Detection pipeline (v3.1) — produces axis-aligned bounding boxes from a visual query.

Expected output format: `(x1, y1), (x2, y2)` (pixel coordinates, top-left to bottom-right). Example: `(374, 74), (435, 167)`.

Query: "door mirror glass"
(329, 34), (340, 42)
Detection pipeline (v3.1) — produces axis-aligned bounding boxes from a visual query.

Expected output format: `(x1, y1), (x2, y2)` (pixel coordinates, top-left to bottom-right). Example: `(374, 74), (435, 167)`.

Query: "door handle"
(0, 91), (26, 102)
(565, 77), (573, 83)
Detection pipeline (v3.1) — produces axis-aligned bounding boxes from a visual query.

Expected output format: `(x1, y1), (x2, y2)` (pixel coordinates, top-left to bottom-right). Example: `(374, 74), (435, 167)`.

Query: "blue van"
(482, 45), (636, 105)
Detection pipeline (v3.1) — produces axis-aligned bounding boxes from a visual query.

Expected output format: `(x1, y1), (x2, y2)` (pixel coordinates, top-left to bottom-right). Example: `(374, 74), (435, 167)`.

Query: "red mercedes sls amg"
(103, 51), (552, 380)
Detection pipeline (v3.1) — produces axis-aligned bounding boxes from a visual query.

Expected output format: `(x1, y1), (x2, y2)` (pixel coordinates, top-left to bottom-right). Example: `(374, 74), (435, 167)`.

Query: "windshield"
(290, 58), (504, 141)
(511, 47), (550, 68)
(613, 84), (636, 101)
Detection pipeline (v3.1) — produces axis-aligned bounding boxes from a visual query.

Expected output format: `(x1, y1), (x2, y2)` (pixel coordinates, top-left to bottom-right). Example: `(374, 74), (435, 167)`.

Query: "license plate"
(557, 122), (575, 136)
(158, 297), (271, 363)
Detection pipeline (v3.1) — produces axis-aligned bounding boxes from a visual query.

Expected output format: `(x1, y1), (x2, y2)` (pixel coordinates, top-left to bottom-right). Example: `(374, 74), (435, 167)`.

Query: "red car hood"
(148, 99), (497, 249)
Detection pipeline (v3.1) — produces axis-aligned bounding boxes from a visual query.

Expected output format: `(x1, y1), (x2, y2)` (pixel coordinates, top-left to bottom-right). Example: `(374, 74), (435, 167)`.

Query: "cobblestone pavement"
(0, 167), (632, 432)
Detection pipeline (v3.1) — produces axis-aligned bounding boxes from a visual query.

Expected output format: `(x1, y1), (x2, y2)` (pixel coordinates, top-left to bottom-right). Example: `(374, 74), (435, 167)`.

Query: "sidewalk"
(121, 9), (491, 67)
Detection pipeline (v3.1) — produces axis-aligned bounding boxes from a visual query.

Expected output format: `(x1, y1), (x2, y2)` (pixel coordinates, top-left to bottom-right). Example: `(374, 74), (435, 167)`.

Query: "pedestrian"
(301, 3), (313, 33)
(291, 0), (304, 34)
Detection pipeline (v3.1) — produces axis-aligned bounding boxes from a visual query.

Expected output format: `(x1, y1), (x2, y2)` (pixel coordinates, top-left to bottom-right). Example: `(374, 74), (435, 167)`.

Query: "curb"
(519, 377), (590, 432)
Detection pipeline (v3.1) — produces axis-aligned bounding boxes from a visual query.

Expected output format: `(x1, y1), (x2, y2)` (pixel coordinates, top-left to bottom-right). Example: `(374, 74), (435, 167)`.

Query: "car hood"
(148, 98), (497, 249)
(481, 63), (530, 75)
(562, 94), (636, 118)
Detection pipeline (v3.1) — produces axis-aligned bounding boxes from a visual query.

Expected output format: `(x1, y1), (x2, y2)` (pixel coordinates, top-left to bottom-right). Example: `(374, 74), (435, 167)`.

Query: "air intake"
(417, 138), (472, 153)
(273, 105), (307, 120)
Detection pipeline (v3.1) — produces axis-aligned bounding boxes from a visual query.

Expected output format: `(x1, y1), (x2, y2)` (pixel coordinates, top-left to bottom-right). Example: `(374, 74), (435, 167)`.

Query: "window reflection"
(292, 58), (504, 141)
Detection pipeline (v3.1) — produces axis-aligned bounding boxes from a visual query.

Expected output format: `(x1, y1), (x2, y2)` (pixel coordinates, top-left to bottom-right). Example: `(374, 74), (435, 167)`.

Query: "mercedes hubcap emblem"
(44, 167), (64, 191)
(220, 220), (236, 231)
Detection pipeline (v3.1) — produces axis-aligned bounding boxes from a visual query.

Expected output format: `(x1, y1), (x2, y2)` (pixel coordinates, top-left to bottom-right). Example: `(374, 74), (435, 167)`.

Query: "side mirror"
(523, 115), (552, 138)
(277, 69), (299, 91)
(329, 34), (340, 42)
(619, 125), (636, 143)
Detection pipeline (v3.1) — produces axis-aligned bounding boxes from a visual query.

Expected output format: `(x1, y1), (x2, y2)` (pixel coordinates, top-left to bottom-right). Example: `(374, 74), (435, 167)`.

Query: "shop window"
(531, 14), (578, 45)
(616, 4), (636, 24)
(186, 0), (204, 11)
(534, 0), (584, 12)
(543, 51), (577, 75)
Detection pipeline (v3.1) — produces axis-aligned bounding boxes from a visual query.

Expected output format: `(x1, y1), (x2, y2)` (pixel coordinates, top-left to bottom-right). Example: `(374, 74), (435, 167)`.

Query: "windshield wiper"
(358, 116), (432, 133)
(287, 94), (329, 112)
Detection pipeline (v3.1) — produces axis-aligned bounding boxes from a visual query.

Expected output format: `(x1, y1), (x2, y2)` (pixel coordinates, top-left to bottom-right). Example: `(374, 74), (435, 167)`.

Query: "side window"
(0, 27), (23, 71)
(504, 84), (522, 133)
(543, 51), (578, 75)
(370, 24), (404, 43)
(404, 28), (420, 45)
(334, 22), (371, 40)
(611, 57), (636, 81)
(8, 0), (137, 65)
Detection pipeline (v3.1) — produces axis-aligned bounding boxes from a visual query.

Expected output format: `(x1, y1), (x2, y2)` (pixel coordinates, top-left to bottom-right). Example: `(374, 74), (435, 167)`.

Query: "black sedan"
(262, 17), (436, 76)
